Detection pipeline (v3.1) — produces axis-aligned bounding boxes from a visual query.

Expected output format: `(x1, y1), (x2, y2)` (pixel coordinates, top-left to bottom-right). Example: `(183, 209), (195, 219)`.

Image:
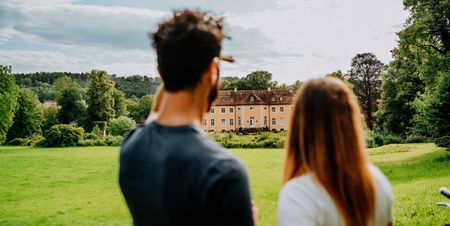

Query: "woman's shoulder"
(279, 174), (324, 209)
(368, 164), (394, 202)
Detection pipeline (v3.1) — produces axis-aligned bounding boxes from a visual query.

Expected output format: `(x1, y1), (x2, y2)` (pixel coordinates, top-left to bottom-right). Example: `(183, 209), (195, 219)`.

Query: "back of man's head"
(152, 10), (225, 92)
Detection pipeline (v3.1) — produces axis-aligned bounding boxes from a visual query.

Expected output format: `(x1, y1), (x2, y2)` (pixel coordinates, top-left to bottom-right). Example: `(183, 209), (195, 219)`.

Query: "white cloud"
(0, 0), (409, 83)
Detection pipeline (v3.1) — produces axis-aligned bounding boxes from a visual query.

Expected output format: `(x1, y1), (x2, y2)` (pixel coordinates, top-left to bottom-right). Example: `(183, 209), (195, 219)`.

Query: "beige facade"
(203, 90), (294, 132)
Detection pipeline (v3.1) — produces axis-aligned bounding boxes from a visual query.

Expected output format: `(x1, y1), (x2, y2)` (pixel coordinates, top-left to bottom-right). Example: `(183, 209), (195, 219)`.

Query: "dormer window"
(230, 98), (234, 103)
(280, 97), (283, 101)
(250, 96), (254, 102)
(271, 97), (275, 102)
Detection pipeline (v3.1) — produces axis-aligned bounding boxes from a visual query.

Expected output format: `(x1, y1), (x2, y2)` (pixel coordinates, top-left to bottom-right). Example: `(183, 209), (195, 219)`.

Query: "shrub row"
(209, 131), (286, 149)
(366, 131), (432, 148)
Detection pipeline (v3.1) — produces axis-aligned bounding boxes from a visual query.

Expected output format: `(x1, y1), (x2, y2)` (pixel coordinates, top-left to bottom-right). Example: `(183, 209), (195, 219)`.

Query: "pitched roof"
(213, 90), (295, 106)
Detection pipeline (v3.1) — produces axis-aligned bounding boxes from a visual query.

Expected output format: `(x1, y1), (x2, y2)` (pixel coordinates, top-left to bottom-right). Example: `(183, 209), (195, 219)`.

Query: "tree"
(219, 71), (277, 90)
(108, 116), (136, 136)
(346, 53), (384, 130)
(6, 89), (44, 140)
(375, 48), (425, 136)
(57, 87), (84, 124)
(113, 89), (128, 117)
(129, 95), (153, 123)
(0, 65), (19, 143)
(86, 70), (115, 131)
(54, 76), (80, 93)
(243, 71), (277, 90)
(428, 70), (450, 139)
(402, 0), (450, 55)
(43, 102), (60, 131)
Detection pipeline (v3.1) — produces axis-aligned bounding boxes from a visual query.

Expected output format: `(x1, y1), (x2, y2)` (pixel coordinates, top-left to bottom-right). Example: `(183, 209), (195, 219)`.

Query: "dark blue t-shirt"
(119, 121), (254, 226)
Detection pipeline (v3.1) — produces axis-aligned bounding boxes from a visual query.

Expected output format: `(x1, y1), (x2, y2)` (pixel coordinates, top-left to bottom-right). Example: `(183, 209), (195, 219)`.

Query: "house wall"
(203, 104), (293, 132)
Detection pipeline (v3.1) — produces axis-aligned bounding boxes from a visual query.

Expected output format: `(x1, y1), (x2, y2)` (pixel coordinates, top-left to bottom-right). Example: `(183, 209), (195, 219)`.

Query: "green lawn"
(0, 144), (449, 225)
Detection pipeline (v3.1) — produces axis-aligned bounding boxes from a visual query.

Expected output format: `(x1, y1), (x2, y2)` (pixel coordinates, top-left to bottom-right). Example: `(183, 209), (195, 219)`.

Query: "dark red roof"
(213, 90), (295, 106)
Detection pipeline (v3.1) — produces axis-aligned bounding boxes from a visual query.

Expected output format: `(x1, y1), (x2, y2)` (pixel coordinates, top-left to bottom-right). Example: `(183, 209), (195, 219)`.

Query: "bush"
(210, 131), (286, 149)
(8, 135), (45, 146)
(382, 134), (404, 145)
(78, 135), (123, 146)
(366, 131), (384, 148)
(405, 134), (431, 143)
(43, 124), (84, 147)
(83, 133), (100, 140)
(105, 135), (124, 146)
(108, 116), (135, 136)
(78, 138), (106, 146)
(435, 136), (450, 148)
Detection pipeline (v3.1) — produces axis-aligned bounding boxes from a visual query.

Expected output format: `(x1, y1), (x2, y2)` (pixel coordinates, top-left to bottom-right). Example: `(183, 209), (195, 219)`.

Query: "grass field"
(0, 144), (449, 225)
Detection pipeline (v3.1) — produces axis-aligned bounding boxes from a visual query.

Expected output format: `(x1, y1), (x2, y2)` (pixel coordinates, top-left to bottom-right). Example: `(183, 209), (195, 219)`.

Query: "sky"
(0, 0), (409, 83)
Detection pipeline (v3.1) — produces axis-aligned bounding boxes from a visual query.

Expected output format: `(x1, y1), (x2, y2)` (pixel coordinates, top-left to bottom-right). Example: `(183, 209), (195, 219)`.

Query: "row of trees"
(375, 0), (449, 146)
(322, 0), (449, 148)
(0, 67), (154, 145)
(14, 72), (161, 102)
(221, 70), (303, 92)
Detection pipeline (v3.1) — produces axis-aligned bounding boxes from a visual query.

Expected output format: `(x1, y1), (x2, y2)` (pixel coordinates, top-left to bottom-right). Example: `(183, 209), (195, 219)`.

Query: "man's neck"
(156, 90), (205, 127)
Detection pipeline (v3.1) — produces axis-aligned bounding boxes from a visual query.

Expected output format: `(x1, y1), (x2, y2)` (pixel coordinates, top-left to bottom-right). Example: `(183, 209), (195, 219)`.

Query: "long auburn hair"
(284, 77), (375, 226)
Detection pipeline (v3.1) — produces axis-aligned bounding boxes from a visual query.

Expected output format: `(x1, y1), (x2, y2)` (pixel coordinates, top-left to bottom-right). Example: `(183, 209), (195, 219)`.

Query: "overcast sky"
(0, 0), (409, 83)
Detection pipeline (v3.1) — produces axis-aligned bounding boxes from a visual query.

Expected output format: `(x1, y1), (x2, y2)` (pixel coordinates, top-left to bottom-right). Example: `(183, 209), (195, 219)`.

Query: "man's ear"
(207, 58), (219, 85)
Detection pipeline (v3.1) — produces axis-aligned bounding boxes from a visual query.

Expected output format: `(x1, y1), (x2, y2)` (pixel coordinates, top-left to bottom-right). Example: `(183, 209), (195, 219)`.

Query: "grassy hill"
(0, 144), (448, 225)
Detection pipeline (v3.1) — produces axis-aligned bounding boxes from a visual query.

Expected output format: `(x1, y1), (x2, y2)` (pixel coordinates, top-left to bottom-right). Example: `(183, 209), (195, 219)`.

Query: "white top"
(278, 165), (394, 226)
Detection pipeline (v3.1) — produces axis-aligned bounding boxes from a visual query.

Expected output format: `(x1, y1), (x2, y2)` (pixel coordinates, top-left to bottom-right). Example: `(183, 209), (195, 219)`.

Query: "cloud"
(0, 2), (168, 49)
(0, 0), (409, 83)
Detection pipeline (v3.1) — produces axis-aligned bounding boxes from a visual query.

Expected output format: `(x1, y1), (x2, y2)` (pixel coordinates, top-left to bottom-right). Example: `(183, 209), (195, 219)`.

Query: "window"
(238, 107), (241, 111)
(221, 119), (226, 126)
(211, 119), (215, 126)
(211, 108), (215, 114)
(264, 116), (267, 126)
(264, 107), (267, 110)
(204, 119), (207, 126)
(230, 119), (234, 126)
(221, 108), (226, 113)
(272, 107), (276, 112)
(238, 117), (241, 126)
(272, 118), (276, 125)
(280, 106), (284, 112)
(250, 116), (255, 127)
(230, 107), (234, 113)
(250, 96), (254, 102)
(271, 97), (275, 101)
(250, 107), (254, 110)
(280, 117), (285, 125)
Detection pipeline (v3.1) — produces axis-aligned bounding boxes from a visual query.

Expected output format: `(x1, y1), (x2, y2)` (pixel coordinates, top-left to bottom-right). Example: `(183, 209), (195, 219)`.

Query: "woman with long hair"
(278, 77), (394, 226)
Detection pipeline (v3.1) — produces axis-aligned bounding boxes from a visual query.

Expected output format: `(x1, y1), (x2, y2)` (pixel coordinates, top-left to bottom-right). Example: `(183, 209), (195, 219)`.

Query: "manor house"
(203, 89), (295, 132)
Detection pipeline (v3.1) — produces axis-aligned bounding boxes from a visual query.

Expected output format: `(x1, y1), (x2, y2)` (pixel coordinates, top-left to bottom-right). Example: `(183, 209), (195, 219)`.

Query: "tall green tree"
(54, 76), (80, 93)
(113, 89), (128, 117)
(128, 95), (153, 123)
(375, 47), (425, 136)
(6, 89), (44, 140)
(346, 53), (384, 130)
(86, 70), (115, 131)
(0, 66), (19, 143)
(57, 87), (84, 124)
(243, 71), (277, 90)
(43, 103), (60, 131)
